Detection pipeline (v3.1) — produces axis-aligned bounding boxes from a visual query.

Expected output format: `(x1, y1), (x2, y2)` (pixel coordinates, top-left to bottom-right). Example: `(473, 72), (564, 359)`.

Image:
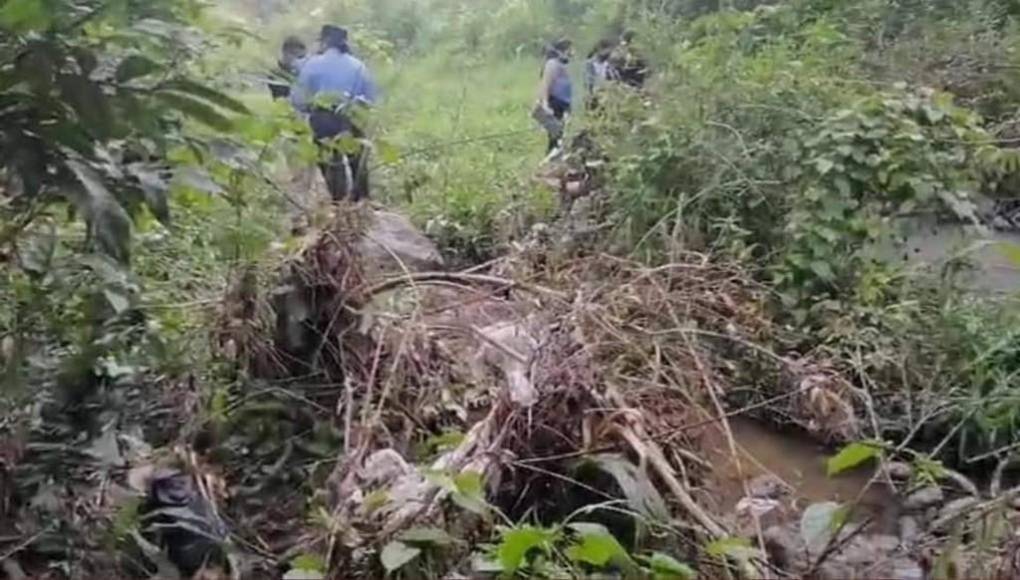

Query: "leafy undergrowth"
(8, 0), (1020, 578)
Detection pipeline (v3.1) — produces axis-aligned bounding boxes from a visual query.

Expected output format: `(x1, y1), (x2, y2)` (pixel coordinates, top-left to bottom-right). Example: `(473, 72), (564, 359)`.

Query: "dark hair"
(321, 25), (350, 52)
(282, 35), (306, 53)
(621, 30), (637, 43)
(545, 37), (572, 60)
(588, 38), (615, 59)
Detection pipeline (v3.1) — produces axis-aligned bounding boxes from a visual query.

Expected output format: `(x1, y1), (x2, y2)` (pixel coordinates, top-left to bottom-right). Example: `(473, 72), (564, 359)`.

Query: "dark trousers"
(309, 109), (370, 202)
(547, 96), (570, 153)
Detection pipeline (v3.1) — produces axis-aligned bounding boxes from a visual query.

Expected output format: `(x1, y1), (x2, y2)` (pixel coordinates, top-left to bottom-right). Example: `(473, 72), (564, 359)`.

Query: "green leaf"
(364, 489), (390, 514)
(58, 74), (114, 139)
(0, 0), (51, 31)
(163, 79), (250, 114)
(565, 523), (631, 569)
(705, 536), (756, 561)
(175, 167), (225, 196)
(809, 261), (836, 282)
(116, 55), (161, 83)
(426, 430), (465, 453)
(156, 91), (234, 130)
(800, 501), (847, 554)
(815, 158), (835, 175)
(579, 454), (670, 521)
(66, 159), (132, 264)
(380, 541), (421, 574)
(398, 526), (458, 547)
(103, 289), (131, 314)
(18, 220), (56, 277)
(129, 165), (171, 224)
(330, 135), (363, 156)
(452, 470), (488, 515)
(646, 552), (696, 579)
(285, 553), (326, 579)
(827, 442), (882, 476)
(454, 471), (483, 497)
(497, 525), (559, 573)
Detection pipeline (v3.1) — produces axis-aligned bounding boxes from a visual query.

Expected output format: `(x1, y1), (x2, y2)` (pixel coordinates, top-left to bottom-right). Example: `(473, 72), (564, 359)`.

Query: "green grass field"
(372, 54), (562, 260)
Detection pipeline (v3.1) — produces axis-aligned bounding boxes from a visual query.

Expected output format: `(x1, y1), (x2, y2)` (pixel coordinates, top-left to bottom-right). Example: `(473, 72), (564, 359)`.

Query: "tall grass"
(373, 54), (562, 262)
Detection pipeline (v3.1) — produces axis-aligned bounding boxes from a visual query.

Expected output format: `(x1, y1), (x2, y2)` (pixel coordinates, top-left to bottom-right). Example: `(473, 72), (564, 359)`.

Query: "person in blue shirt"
(291, 25), (377, 202)
(534, 38), (573, 154)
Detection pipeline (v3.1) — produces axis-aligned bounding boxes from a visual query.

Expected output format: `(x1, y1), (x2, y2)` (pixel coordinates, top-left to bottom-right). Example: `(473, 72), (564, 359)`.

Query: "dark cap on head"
(551, 37), (572, 52)
(321, 25), (349, 49)
(282, 35), (306, 53)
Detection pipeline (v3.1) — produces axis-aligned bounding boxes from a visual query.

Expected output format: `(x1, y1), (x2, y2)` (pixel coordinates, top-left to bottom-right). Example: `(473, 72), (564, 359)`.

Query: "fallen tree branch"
(362, 271), (570, 302)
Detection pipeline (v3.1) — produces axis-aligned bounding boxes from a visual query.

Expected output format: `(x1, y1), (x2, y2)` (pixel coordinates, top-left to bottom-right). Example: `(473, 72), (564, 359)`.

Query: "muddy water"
(881, 220), (1020, 293)
(704, 418), (898, 529)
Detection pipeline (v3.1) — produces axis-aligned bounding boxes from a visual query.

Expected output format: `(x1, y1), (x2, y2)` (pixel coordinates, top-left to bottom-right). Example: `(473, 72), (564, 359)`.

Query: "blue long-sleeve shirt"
(290, 48), (377, 112)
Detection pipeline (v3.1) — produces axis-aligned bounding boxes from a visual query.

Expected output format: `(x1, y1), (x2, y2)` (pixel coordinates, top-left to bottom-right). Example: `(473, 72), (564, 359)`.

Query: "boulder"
(359, 210), (444, 280)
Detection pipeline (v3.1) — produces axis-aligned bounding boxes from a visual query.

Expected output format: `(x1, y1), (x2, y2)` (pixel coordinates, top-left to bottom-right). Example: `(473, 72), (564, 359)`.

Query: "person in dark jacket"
(610, 30), (649, 90)
(291, 25), (377, 202)
(269, 36), (307, 100)
(584, 38), (617, 110)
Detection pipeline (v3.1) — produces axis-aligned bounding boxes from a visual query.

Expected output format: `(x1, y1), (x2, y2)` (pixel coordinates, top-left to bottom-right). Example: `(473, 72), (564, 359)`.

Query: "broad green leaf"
(156, 91), (234, 131)
(827, 442), (882, 476)
(380, 541), (421, 573)
(18, 220), (56, 277)
(579, 454), (670, 521)
(284, 553), (325, 579)
(452, 470), (488, 515)
(705, 536), (756, 561)
(565, 523), (631, 569)
(331, 135), (363, 156)
(809, 261), (835, 282)
(66, 160), (132, 264)
(364, 489), (390, 514)
(646, 552), (696, 579)
(454, 471), (484, 497)
(497, 525), (559, 573)
(0, 0), (51, 31)
(103, 289), (131, 314)
(174, 167), (225, 195)
(129, 166), (171, 224)
(163, 79), (250, 114)
(800, 501), (847, 554)
(58, 74), (114, 139)
(427, 430), (465, 452)
(398, 526), (458, 547)
(116, 55), (161, 83)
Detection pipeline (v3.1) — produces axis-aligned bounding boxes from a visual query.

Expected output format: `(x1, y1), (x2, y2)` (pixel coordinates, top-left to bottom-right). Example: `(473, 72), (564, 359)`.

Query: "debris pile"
(5, 203), (1020, 579)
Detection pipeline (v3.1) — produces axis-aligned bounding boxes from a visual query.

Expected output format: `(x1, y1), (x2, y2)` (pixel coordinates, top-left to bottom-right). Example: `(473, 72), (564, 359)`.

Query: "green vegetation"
(5, 0), (1020, 577)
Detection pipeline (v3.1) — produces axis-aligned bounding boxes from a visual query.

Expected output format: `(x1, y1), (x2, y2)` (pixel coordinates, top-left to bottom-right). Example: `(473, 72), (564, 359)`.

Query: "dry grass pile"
(204, 207), (889, 577)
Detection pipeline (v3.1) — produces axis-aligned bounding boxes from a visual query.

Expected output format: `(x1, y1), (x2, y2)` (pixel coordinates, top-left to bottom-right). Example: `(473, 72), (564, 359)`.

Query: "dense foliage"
(4, 0), (1020, 577)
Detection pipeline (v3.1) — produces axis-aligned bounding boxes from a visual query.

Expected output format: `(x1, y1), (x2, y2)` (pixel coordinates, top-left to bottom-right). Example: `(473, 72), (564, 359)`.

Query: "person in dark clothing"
(534, 38), (574, 155)
(584, 38), (617, 111)
(291, 25), (377, 202)
(269, 36), (307, 100)
(611, 30), (649, 90)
